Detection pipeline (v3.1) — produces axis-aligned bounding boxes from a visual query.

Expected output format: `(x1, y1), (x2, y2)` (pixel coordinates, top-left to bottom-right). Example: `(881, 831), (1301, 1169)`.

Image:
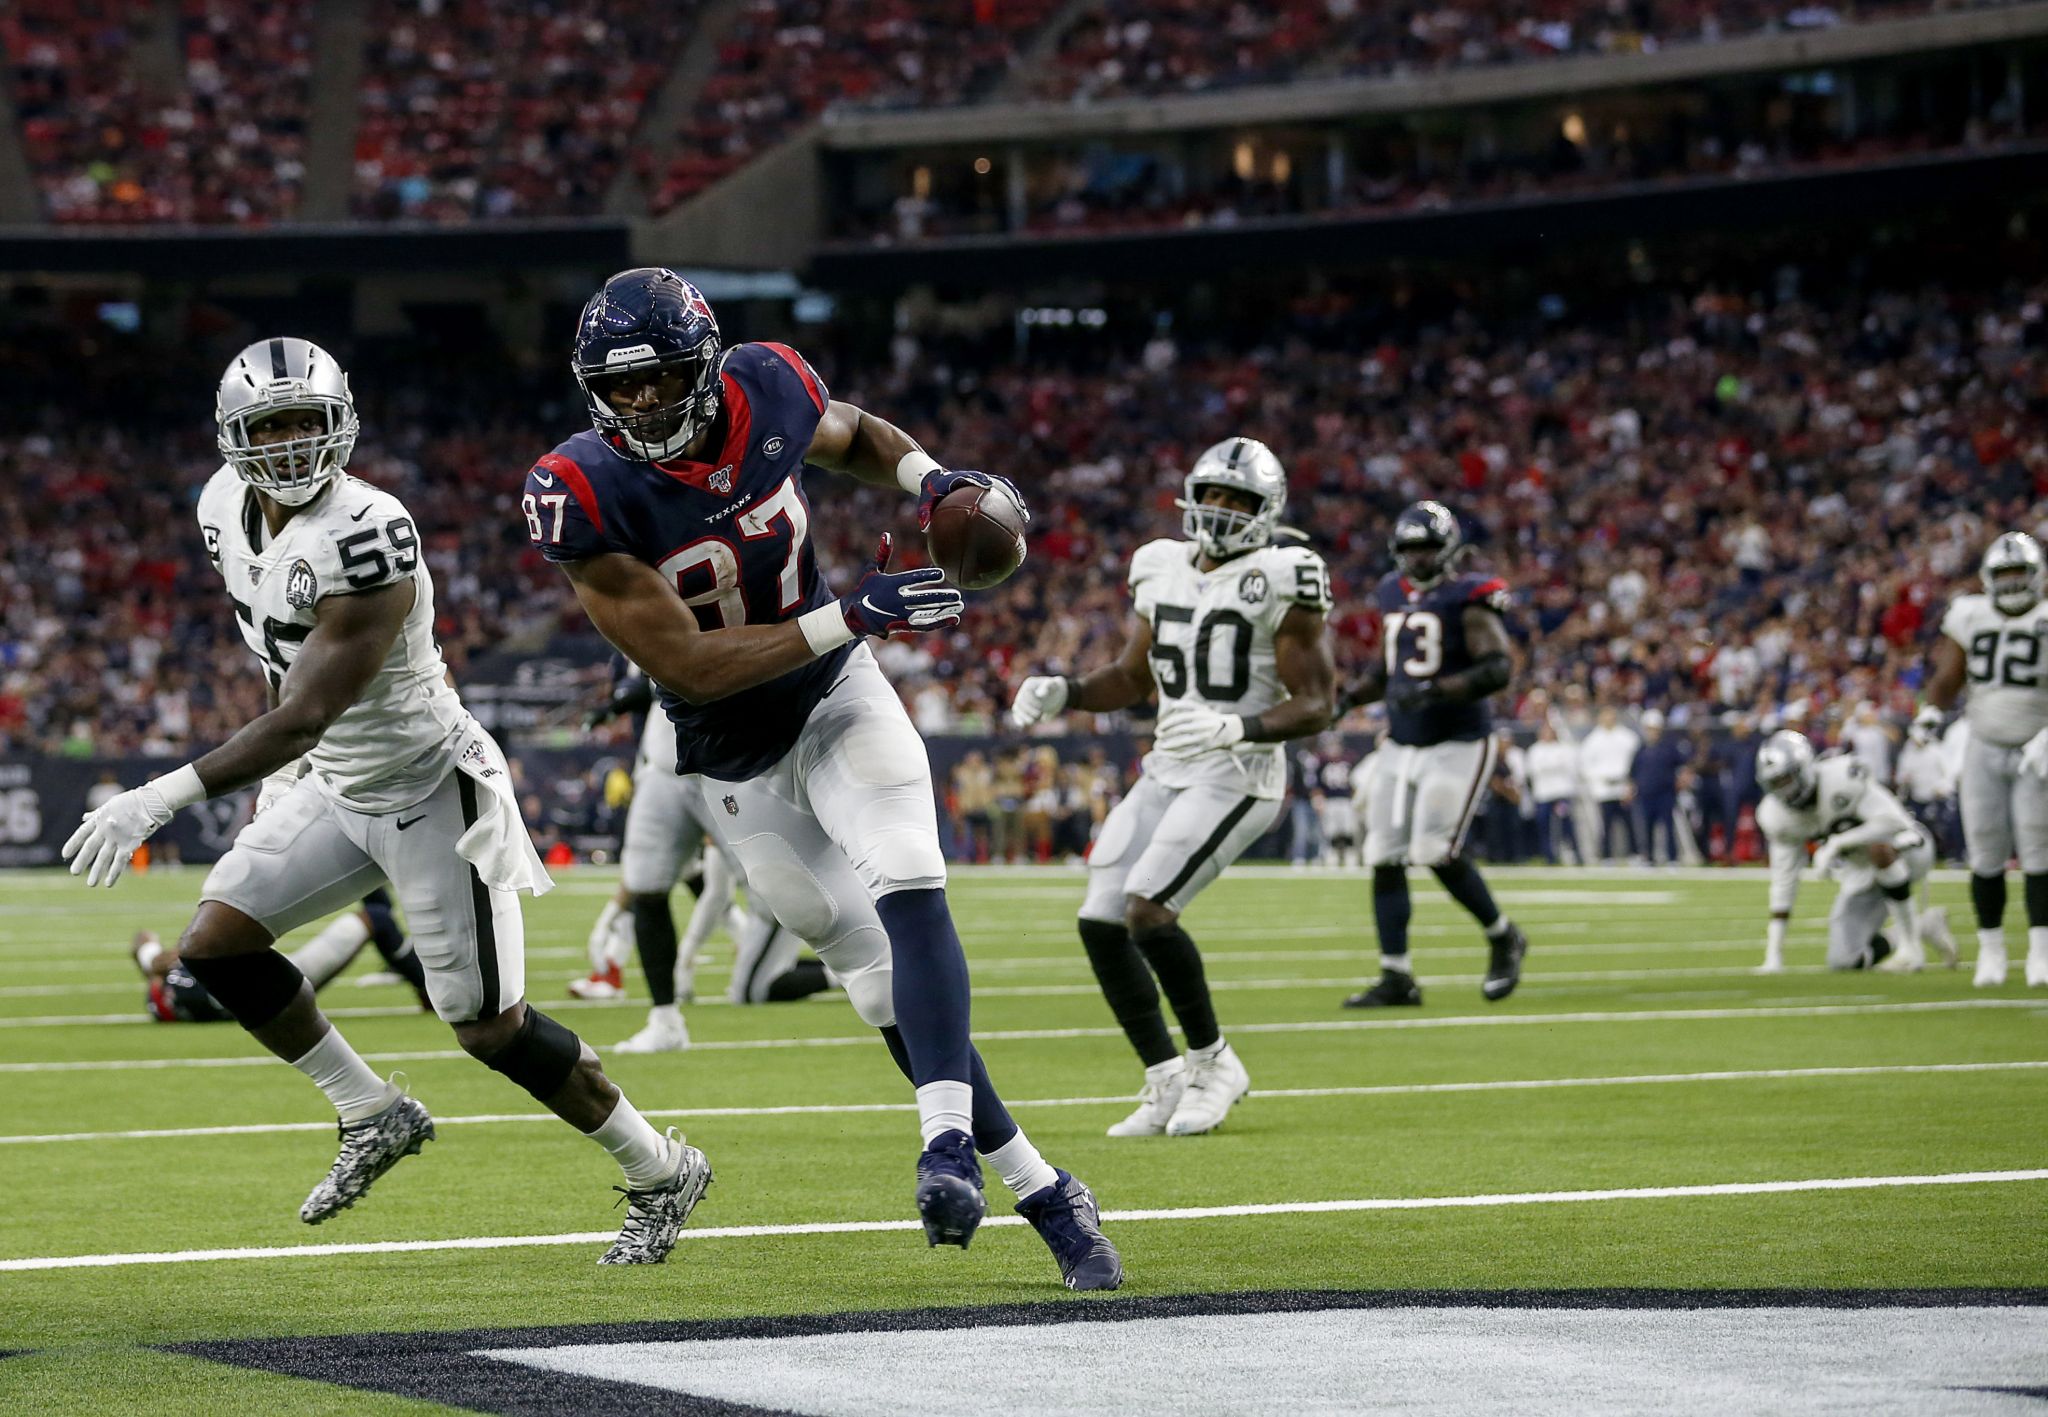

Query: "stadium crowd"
(2, 273), (2042, 856)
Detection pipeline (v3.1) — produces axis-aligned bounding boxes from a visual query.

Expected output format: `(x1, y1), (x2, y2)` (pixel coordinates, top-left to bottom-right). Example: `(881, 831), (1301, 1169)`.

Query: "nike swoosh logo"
(533, 471), (556, 487)
(395, 814), (427, 831)
(350, 506), (372, 522)
(861, 596), (889, 618)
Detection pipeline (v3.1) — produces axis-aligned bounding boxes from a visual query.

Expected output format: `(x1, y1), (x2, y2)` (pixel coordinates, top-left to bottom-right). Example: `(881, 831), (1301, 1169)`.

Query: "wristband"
(153, 762), (209, 811)
(896, 449), (943, 496)
(1062, 676), (1085, 711)
(800, 602), (857, 656)
(1239, 712), (1265, 743)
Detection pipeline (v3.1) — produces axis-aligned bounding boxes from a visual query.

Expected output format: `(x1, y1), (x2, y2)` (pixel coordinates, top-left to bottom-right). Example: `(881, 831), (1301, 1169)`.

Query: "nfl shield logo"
(723, 795), (739, 817)
(709, 466), (734, 495)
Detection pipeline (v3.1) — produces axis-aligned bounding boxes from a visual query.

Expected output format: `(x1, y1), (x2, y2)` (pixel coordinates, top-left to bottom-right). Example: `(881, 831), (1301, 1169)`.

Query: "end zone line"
(4, 1169), (2042, 1273)
(0, 1060), (2042, 1147)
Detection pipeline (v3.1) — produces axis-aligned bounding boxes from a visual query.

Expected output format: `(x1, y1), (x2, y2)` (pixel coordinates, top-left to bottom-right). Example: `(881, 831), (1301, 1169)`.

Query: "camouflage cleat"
(299, 1088), (435, 1225)
(599, 1129), (713, 1265)
(914, 1128), (987, 1249)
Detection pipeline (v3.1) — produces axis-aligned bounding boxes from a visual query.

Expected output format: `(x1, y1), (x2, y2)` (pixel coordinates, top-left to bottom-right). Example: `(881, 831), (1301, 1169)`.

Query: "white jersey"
(1757, 754), (1920, 915)
(1939, 593), (2048, 747)
(197, 467), (467, 812)
(1130, 537), (1333, 800)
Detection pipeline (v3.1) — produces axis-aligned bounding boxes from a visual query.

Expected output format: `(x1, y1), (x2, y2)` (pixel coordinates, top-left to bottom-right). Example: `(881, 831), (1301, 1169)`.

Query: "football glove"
(1387, 680), (1441, 713)
(1154, 701), (1247, 758)
(63, 783), (179, 888)
(915, 468), (1029, 532)
(2023, 727), (2048, 780)
(1010, 675), (1070, 729)
(1910, 704), (1943, 748)
(839, 535), (964, 638)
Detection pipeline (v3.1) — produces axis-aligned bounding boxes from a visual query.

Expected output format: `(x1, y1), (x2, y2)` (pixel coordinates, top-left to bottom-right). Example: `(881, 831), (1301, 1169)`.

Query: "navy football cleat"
(1016, 1170), (1123, 1292)
(1343, 969), (1423, 1009)
(1482, 922), (1529, 1001)
(914, 1128), (986, 1248)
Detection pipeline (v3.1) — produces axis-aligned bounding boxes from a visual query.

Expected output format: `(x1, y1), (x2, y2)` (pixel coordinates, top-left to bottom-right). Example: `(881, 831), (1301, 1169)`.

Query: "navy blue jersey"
(523, 341), (852, 781)
(1374, 570), (1512, 747)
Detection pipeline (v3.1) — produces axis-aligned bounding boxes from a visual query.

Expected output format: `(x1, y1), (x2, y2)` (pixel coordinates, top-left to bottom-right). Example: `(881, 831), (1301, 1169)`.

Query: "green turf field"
(0, 864), (2042, 1413)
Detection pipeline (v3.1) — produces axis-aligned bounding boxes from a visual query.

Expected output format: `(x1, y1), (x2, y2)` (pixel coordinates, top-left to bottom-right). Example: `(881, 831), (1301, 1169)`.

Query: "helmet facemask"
(1757, 732), (1818, 809)
(218, 397), (357, 507)
(1987, 562), (2044, 616)
(1181, 481), (1277, 559)
(578, 339), (723, 463)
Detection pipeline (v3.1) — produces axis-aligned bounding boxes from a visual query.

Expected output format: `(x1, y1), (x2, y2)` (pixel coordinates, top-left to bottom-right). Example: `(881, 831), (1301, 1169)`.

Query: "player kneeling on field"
(1754, 730), (1957, 974)
(1012, 437), (1338, 1137)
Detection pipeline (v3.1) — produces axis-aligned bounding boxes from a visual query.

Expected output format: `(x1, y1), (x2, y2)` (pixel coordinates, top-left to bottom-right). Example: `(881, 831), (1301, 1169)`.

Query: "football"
(926, 482), (1027, 589)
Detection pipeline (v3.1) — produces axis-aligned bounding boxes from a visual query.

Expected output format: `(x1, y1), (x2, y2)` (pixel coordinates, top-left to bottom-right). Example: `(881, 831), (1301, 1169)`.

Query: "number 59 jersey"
(196, 467), (467, 812)
(1131, 537), (1333, 799)
(1939, 592), (2048, 748)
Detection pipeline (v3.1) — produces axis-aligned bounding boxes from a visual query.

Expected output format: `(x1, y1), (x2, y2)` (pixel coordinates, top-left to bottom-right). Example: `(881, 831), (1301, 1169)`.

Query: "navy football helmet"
(1390, 499), (1462, 587)
(573, 268), (723, 461)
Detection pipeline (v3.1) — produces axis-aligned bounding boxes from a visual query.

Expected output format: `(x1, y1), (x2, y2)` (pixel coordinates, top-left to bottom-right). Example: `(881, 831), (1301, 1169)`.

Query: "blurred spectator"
(1526, 720), (1582, 864)
(1842, 699), (1900, 781)
(1631, 708), (1691, 866)
(1895, 718), (1958, 862)
(952, 749), (994, 861)
(1581, 706), (1640, 862)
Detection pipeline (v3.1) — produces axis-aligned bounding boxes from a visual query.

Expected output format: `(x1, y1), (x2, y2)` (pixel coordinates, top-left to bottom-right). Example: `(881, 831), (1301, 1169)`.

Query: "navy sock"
(2027, 873), (2048, 929)
(1078, 917), (1178, 1067)
(874, 887), (973, 1084)
(360, 889), (425, 992)
(629, 893), (678, 1007)
(1971, 872), (2007, 931)
(1131, 921), (1219, 1053)
(1431, 857), (1502, 932)
(879, 1028), (1017, 1153)
(1373, 865), (1411, 959)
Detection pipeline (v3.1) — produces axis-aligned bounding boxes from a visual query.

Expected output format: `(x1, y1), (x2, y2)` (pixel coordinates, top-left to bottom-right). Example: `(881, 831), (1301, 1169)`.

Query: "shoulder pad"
(728, 341), (829, 414)
(1464, 574), (1512, 614)
(1129, 538), (1186, 587)
(1939, 594), (1987, 640)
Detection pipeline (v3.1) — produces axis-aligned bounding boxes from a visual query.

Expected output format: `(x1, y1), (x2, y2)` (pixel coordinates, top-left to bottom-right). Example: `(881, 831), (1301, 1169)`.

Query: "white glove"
(255, 760), (307, 817)
(1808, 838), (1841, 878)
(1910, 704), (1943, 748)
(1154, 701), (1247, 758)
(1009, 675), (1070, 729)
(2022, 727), (2048, 779)
(63, 784), (177, 888)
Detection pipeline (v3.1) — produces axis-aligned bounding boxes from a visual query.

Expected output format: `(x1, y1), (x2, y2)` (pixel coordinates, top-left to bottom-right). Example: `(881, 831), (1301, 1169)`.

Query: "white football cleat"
(569, 963), (626, 1000)
(1875, 942), (1922, 973)
(1165, 1044), (1250, 1137)
(1975, 942), (2009, 988)
(1106, 1064), (1187, 1137)
(1921, 907), (1959, 970)
(1753, 952), (1785, 976)
(613, 1006), (689, 1054)
(2027, 940), (2048, 988)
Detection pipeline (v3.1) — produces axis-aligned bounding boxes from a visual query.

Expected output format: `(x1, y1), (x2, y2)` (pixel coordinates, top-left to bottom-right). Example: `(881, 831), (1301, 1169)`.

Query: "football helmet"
(1756, 729), (1819, 808)
(1981, 532), (2046, 617)
(1390, 500), (1462, 587)
(215, 338), (358, 507)
(574, 268), (723, 462)
(1179, 437), (1286, 559)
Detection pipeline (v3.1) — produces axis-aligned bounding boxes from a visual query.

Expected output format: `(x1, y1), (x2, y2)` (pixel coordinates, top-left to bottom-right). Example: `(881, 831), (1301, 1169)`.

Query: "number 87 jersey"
(1132, 536), (1333, 799)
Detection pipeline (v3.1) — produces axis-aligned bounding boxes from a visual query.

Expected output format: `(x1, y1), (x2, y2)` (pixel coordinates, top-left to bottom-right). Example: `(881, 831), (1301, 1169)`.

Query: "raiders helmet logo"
(709, 466), (734, 496)
(1238, 570), (1268, 605)
(723, 795), (739, 816)
(762, 436), (785, 457)
(285, 558), (318, 609)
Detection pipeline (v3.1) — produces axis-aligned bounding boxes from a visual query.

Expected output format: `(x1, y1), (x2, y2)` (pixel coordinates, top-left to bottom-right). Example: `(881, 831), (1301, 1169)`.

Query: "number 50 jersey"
(196, 467), (467, 812)
(1939, 591), (2048, 747)
(1131, 537), (1333, 800)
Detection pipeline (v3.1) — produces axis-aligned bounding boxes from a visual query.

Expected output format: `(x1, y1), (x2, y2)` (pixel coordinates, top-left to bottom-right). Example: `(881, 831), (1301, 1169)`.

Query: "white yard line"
(3, 1168), (2042, 1273)
(1, 1061), (2040, 1148)
(1, 998), (2038, 1069)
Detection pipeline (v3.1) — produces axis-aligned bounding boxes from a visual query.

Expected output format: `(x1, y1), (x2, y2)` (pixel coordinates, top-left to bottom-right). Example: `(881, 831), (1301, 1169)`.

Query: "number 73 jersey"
(1939, 591), (2048, 747)
(196, 467), (467, 812)
(1130, 537), (1333, 799)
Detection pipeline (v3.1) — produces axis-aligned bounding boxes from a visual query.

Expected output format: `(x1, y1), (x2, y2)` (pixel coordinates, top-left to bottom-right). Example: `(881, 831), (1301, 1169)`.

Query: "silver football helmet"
(1980, 532), (2046, 617)
(216, 337), (359, 506)
(1179, 436), (1286, 559)
(1756, 729), (1818, 808)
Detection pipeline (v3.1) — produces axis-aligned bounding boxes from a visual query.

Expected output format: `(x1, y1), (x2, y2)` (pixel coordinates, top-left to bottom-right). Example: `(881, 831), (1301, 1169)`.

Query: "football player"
(1311, 734), (1362, 868)
(522, 269), (1120, 1290)
(1011, 438), (1337, 1137)
(1753, 730), (1956, 972)
(132, 890), (423, 1020)
(1919, 532), (2048, 987)
(63, 339), (707, 1265)
(1339, 501), (1530, 1008)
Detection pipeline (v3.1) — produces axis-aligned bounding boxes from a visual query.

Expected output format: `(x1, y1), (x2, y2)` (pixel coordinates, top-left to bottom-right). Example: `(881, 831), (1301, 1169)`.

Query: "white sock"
(587, 899), (623, 970)
(915, 1079), (973, 1145)
(291, 1030), (396, 1123)
(287, 912), (372, 991)
(1484, 917), (1512, 940)
(982, 1129), (1059, 1201)
(1144, 1056), (1185, 1086)
(1980, 926), (2007, 959)
(1188, 1037), (1226, 1065)
(648, 1003), (683, 1031)
(2029, 926), (2048, 958)
(1887, 897), (1921, 956)
(590, 1096), (673, 1188)
(1381, 954), (1413, 974)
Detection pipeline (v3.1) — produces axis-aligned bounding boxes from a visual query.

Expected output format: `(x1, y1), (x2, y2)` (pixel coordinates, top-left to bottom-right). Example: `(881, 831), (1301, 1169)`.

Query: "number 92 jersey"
(1375, 570), (1512, 748)
(1939, 592), (2048, 748)
(197, 467), (466, 812)
(1131, 537), (1333, 799)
